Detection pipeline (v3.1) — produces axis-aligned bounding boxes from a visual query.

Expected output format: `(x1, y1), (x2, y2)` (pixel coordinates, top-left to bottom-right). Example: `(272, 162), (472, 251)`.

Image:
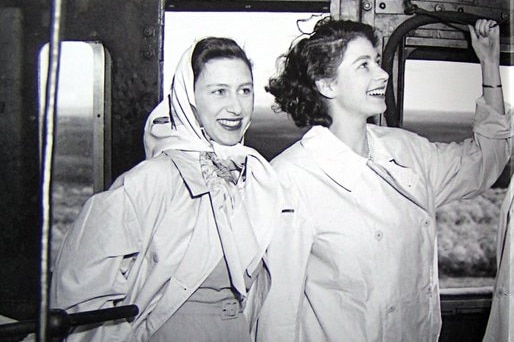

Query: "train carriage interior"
(0, 0), (512, 340)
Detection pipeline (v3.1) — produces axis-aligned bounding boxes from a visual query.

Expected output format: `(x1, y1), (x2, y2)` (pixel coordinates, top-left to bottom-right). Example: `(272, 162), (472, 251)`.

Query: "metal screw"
(143, 27), (155, 37)
(379, 2), (386, 10)
(143, 50), (154, 59)
(362, 1), (372, 11)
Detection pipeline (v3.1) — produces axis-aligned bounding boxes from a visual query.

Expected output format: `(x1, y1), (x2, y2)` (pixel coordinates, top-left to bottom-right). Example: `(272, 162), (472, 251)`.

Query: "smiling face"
(193, 58), (254, 146)
(322, 36), (389, 121)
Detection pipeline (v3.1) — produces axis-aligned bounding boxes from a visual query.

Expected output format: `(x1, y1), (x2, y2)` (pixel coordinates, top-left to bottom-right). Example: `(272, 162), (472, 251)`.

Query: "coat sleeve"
(256, 168), (314, 342)
(482, 179), (514, 342)
(50, 183), (141, 341)
(422, 98), (512, 207)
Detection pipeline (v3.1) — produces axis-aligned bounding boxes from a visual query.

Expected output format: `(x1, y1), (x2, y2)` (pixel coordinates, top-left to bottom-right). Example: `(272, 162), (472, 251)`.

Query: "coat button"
(386, 305), (396, 313)
(375, 230), (384, 241)
(152, 252), (159, 263)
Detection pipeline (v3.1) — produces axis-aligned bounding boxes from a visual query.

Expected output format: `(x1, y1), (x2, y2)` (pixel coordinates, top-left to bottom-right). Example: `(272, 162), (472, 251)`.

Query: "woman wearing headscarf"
(50, 37), (283, 342)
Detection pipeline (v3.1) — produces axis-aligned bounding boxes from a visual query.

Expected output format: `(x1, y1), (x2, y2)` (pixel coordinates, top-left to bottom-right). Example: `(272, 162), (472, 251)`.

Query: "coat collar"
(301, 126), (367, 192)
(302, 125), (428, 210)
(163, 149), (209, 197)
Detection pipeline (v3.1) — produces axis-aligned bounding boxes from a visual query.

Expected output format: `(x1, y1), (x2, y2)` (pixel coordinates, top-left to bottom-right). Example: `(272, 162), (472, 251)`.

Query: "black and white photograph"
(0, 1), (512, 341)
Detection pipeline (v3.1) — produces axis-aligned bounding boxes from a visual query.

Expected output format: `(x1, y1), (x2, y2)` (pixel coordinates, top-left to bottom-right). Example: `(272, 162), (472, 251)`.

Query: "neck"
(329, 114), (369, 159)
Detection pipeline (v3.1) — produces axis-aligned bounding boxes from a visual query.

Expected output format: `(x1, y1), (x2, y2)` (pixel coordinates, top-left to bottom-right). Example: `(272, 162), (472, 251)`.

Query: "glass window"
(403, 60), (513, 288)
(39, 41), (111, 268)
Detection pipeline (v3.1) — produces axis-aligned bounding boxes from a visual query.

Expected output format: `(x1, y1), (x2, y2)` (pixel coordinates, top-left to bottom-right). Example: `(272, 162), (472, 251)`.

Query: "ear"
(315, 78), (337, 99)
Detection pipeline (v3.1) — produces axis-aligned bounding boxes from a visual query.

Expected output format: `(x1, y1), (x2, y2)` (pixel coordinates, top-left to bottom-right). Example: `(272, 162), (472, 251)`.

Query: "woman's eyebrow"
(352, 53), (381, 64)
(352, 55), (372, 64)
(205, 83), (230, 87)
(205, 82), (253, 87)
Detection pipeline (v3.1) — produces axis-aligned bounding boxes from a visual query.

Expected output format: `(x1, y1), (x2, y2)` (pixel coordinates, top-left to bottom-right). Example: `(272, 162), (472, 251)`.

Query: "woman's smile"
(217, 118), (244, 130)
(366, 85), (386, 97)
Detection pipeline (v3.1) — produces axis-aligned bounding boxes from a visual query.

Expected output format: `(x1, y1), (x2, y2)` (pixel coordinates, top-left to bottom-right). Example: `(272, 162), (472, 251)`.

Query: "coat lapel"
(302, 126), (429, 211)
(366, 127), (429, 211)
(302, 126), (366, 192)
(367, 158), (429, 211)
(163, 149), (209, 197)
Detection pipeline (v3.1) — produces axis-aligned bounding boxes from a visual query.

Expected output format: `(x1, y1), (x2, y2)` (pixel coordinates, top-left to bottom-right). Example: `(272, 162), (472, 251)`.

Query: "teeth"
(218, 119), (241, 127)
(367, 89), (385, 96)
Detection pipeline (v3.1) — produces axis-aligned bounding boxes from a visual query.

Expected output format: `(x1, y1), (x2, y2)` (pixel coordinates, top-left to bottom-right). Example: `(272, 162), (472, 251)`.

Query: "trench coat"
(50, 149), (274, 341)
(257, 97), (512, 342)
(483, 178), (514, 342)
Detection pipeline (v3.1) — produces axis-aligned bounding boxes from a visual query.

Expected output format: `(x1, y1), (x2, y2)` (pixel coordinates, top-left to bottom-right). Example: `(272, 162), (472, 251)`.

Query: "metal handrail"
(0, 305), (139, 342)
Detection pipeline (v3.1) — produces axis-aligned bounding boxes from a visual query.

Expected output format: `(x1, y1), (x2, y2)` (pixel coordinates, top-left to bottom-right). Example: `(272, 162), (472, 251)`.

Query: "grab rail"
(0, 305), (139, 342)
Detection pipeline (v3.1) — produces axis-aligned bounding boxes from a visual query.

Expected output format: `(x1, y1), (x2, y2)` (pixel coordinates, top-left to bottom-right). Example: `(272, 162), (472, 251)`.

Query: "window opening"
(38, 41), (111, 269)
(403, 60), (513, 288)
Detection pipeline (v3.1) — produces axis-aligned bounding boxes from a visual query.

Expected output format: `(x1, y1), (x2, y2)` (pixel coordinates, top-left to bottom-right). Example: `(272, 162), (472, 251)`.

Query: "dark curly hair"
(266, 18), (378, 127)
(191, 37), (253, 85)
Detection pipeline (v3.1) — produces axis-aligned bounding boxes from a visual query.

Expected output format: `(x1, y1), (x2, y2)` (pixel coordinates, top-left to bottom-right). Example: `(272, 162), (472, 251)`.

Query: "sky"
(42, 11), (512, 119)
(404, 60), (512, 115)
(39, 42), (95, 112)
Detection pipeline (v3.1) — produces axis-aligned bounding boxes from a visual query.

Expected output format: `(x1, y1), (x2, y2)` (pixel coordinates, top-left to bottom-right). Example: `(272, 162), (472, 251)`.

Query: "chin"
(370, 105), (386, 116)
(215, 136), (242, 146)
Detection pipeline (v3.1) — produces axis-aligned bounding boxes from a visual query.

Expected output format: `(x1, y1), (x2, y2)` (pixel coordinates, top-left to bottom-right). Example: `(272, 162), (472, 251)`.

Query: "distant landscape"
(52, 107), (510, 288)
(245, 107), (307, 160)
(246, 108), (476, 159)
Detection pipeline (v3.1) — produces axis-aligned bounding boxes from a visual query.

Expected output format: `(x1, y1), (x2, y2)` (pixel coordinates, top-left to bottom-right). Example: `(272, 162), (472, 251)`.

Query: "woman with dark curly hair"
(257, 17), (511, 341)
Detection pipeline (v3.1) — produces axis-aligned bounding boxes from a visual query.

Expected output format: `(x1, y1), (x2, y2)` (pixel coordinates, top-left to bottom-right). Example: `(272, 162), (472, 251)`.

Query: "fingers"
(474, 19), (498, 38)
(468, 24), (478, 40)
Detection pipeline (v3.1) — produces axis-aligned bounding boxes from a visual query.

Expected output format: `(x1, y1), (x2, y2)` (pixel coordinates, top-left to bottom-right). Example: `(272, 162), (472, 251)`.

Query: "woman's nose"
(227, 95), (243, 115)
(375, 66), (389, 81)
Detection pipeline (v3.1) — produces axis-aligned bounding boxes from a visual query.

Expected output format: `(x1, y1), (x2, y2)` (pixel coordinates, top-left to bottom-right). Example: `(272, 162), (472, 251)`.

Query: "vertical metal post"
(40, 0), (64, 340)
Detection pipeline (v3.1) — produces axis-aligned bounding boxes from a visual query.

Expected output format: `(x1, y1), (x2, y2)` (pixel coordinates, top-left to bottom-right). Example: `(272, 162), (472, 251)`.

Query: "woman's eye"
(240, 87), (253, 95)
(212, 89), (226, 95)
(359, 61), (369, 69)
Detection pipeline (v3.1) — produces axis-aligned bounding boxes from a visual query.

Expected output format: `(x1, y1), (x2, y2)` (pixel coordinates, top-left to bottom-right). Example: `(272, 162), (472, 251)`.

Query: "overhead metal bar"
(165, 0), (330, 12)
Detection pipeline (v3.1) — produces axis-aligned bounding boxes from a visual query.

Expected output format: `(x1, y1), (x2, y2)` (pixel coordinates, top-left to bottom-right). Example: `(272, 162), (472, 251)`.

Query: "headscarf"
(143, 42), (282, 298)
(144, 47), (208, 157)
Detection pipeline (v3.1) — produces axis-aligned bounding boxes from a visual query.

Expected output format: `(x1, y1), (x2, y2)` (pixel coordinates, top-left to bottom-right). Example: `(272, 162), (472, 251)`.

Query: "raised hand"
(468, 19), (500, 65)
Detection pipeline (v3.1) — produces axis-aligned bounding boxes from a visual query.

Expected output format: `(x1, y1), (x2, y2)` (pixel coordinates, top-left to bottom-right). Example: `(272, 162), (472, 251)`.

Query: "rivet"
(363, 1), (372, 11)
(143, 27), (155, 37)
(143, 50), (154, 60)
